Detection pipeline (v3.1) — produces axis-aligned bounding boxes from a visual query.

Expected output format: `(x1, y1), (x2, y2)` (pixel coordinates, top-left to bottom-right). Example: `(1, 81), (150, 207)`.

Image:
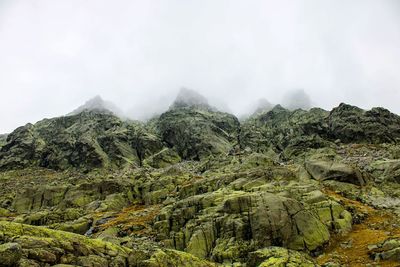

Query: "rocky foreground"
(1, 92), (400, 266)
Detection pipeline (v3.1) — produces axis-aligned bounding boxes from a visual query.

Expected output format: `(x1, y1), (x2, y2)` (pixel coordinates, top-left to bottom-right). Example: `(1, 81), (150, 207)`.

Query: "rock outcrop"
(157, 92), (240, 160)
(155, 190), (330, 263)
(328, 103), (400, 143)
(305, 160), (368, 186)
(0, 221), (131, 266)
(369, 238), (400, 262)
(240, 105), (330, 156)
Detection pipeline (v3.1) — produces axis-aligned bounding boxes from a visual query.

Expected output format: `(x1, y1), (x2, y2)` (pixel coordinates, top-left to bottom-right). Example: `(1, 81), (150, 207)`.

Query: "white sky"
(0, 0), (399, 133)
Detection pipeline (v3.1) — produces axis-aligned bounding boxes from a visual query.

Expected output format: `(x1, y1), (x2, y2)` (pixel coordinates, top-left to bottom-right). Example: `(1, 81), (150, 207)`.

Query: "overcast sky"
(0, 0), (399, 133)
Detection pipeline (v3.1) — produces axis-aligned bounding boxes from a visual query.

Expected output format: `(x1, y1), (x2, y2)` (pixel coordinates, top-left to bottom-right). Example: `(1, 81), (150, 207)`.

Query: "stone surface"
(0, 242), (22, 266)
(155, 190), (330, 262)
(369, 238), (400, 262)
(305, 160), (368, 186)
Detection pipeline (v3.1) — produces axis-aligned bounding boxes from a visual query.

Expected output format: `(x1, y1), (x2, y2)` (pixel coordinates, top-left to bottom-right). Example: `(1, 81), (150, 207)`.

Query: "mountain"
(251, 98), (274, 116)
(0, 110), (163, 171)
(281, 89), (312, 110)
(158, 89), (240, 160)
(241, 103), (400, 157)
(69, 95), (124, 117)
(171, 87), (212, 110)
(1, 97), (400, 266)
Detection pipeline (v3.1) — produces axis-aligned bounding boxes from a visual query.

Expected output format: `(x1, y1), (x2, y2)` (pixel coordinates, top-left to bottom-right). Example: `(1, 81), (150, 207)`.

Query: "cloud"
(0, 0), (399, 132)
(282, 89), (312, 110)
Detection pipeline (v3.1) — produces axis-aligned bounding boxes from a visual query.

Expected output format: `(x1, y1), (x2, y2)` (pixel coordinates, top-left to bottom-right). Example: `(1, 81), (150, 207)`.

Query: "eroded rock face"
(155, 190), (330, 262)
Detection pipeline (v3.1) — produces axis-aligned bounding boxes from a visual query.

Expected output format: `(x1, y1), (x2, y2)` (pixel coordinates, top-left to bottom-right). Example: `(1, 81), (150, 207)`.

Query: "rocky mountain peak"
(69, 95), (122, 116)
(171, 88), (211, 109)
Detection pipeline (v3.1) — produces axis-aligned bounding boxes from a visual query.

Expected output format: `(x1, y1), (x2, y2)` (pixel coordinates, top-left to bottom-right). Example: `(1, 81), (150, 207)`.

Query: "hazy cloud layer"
(0, 0), (399, 132)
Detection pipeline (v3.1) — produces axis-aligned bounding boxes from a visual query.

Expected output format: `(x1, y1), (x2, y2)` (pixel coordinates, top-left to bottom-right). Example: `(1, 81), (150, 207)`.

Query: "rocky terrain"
(1, 89), (400, 266)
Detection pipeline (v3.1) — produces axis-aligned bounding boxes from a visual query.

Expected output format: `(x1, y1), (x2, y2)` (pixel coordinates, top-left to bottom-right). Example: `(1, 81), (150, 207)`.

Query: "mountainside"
(241, 103), (400, 157)
(157, 106), (240, 160)
(1, 94), (400, 266)
(0, 111), (163, 171)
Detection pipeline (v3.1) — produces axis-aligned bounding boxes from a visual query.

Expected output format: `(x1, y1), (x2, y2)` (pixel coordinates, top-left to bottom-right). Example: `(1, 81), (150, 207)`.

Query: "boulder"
(369, 159), (400, 183)
(369, 238), (400, 262)
(305, 160), (368, 186)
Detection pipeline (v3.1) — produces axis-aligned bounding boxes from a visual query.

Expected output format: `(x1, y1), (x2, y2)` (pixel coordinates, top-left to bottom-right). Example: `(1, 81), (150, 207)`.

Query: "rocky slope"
(1, 92), (400, 266)
(0, 111), (163, 171)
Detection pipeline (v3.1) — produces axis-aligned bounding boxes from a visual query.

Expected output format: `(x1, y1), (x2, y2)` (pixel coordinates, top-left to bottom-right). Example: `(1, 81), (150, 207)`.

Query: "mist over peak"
(69, 95), (123, 117)
(252, 98), (274, 115)
(172, 88), (211, 109)
(281, 89), (312, 111)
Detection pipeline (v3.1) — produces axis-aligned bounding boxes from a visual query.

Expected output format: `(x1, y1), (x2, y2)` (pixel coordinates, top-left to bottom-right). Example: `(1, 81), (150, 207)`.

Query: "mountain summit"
(171, 88), (211, 109)
(69, 95), (123, 116)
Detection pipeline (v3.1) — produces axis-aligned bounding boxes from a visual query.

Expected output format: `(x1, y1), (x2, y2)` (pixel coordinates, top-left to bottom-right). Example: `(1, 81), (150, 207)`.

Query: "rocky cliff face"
(1, 94), (400, 266)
